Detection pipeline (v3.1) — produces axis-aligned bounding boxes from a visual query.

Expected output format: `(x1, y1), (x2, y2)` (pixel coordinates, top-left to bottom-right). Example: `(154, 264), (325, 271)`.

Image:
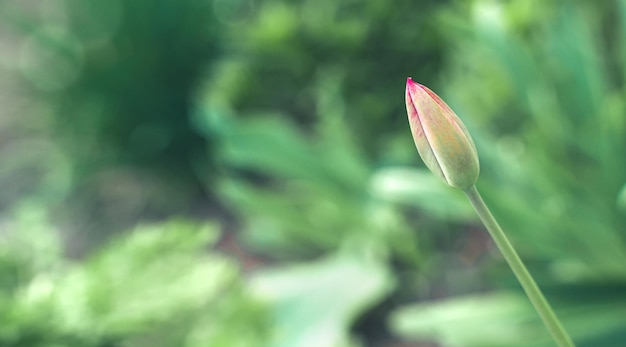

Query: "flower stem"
(464, 185), (575, 347)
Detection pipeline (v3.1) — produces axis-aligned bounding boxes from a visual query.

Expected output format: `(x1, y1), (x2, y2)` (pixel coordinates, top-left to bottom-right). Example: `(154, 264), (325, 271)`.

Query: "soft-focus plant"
(0, 211), (268, 347)
(203, 72), (431, 261)
(0, 0), (224, 235)
(205, 0), (449, 157)
(2, 0), (625, 346)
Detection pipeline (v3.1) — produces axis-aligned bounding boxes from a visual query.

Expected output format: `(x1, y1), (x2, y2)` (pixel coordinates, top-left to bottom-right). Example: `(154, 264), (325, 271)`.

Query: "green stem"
(464, 185), (575, 347)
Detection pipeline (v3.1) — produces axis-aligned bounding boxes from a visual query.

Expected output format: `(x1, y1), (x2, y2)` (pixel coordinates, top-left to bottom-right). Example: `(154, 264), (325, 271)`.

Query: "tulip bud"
(405, 78), (479, 190)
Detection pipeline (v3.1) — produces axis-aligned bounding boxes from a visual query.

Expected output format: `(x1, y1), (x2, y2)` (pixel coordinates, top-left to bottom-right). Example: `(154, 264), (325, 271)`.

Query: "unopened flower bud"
(405, 78), (479, 190)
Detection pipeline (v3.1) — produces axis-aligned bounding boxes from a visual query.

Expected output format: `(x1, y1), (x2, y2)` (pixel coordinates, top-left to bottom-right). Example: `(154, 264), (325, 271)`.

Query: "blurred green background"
(0, 0), (625, 346)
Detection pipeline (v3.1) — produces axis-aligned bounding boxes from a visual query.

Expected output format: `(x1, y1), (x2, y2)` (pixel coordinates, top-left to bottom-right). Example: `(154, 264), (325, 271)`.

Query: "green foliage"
(391, 1), (626, 346)
(205, 0), (449, 156)
(0, 213), (267, 347)
(441, 0), (626, 278)
(2, 0), (220, 188)
(2, 0), (626, 346)
(204, 71), (472, 262)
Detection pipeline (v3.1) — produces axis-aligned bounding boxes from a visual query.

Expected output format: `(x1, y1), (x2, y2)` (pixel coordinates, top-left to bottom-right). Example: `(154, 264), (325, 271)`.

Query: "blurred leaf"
(391, 288), (626, 347)
(391, 292), (543, 347)
(369, 167), (475, 222)
(220, 115), (325, 180)
(250, 254), (394, 347)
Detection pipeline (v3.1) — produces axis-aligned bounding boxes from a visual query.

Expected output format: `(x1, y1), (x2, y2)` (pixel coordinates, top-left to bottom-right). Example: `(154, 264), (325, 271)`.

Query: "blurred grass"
(0, 0), (625, 346)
